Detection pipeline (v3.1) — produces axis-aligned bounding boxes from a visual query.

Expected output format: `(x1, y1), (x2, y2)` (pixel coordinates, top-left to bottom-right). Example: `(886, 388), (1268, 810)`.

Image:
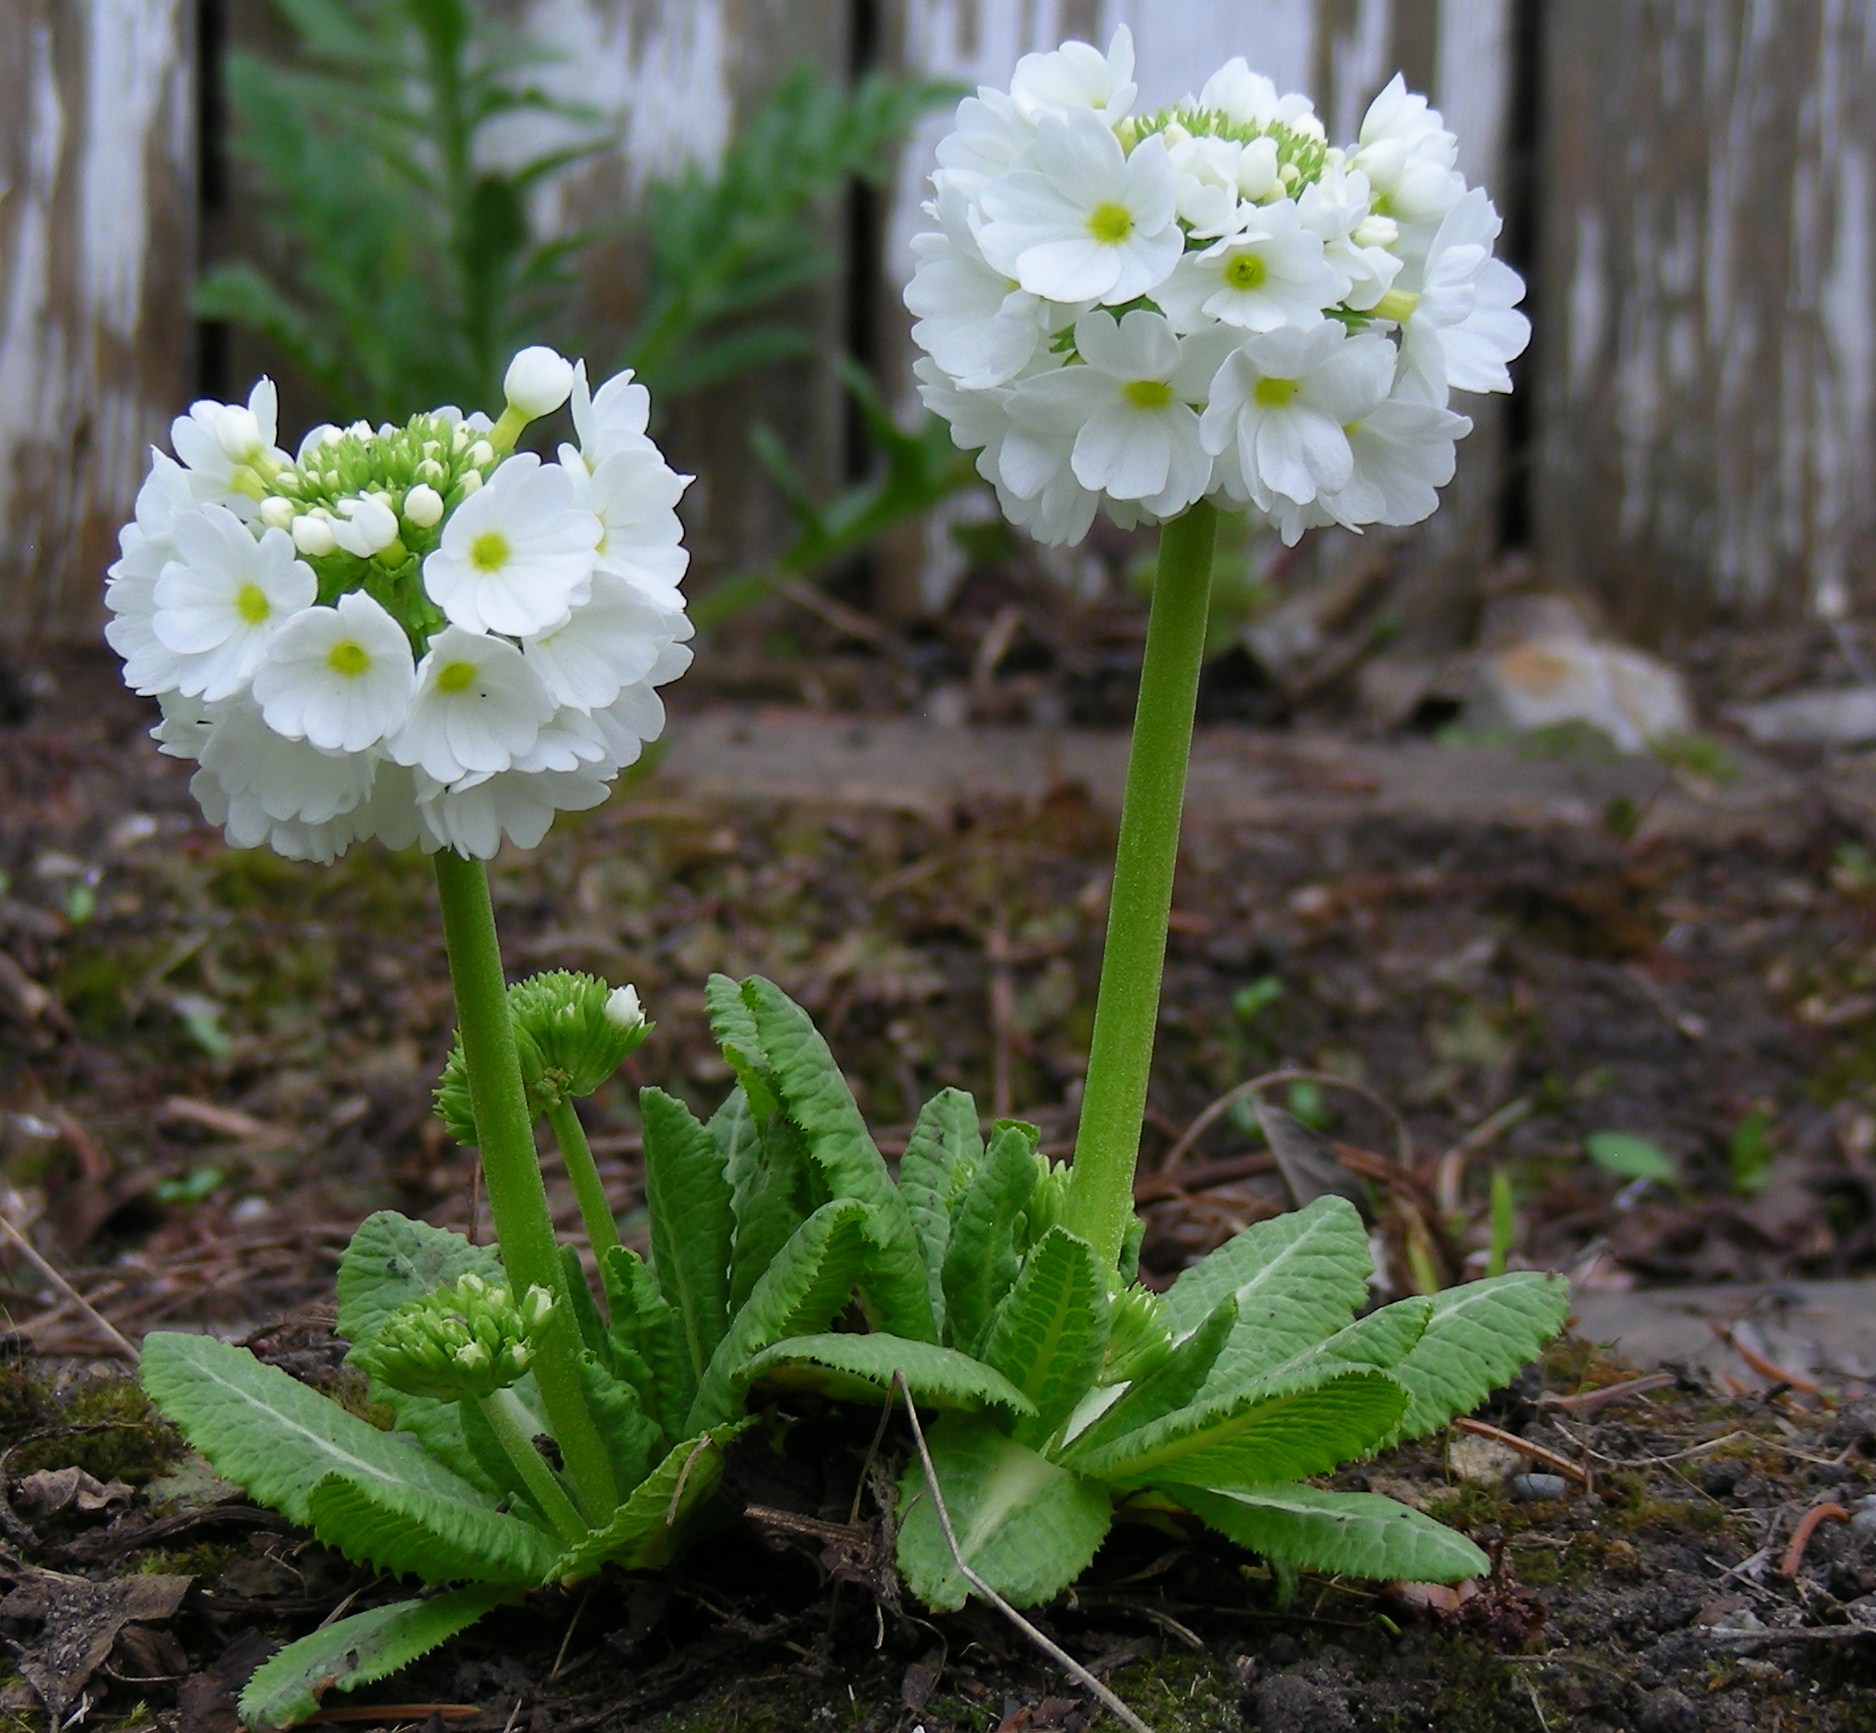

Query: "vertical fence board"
(881, 0), (1515, 614)
(1536, 0), (1876, 630)
(0, 1), (195, 643)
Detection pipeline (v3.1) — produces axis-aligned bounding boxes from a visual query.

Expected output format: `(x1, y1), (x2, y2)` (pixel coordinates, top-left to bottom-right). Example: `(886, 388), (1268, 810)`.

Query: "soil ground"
(3, 644), (1876, 1729)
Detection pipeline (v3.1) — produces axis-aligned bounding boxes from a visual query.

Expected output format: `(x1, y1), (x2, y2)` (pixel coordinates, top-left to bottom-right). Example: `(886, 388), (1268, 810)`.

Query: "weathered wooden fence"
(2, 0), (1871, 641)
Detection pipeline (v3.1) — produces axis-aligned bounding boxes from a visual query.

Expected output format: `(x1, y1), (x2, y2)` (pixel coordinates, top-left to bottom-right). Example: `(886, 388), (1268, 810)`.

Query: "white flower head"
(563, 445), (692, 608)
(905, 183), (1055, 390)
(977, 108), (1181, 305)
(170, 379), (286, 511)
(569, 362), (653, 469)
(422, 453), (602, 637)
(392, 625), (557, 784)
(1394, 188), (1530, 403)
(153, 506), (316, 701)
(1010, 25), (1136, 123)
(523, 572), (688, 712)
(1157, 201), (1339, 335)
(504, 345), (576, 419)
(250, 590), (417, 753)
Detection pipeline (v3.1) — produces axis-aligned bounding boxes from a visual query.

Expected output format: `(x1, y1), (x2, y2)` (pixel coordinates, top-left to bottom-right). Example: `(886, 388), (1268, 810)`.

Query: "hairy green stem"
(476, 1386), (588, 1547)
(547, 1098), (619, 1260)
(431, 851), (618, 1521)
(1061, 501), (1219, 1268)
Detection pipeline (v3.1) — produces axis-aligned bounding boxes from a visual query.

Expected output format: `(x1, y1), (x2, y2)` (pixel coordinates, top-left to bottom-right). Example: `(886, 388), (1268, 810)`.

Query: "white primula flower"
(1009, 24), (1136, 123)
(152, 690), (215, 760)
(1200, 324), (1394, 507)
(195, 692), (379, 835)
(933, 88), (1032, 194)
(1164, 133), (1274, 238)
(1195, 59), (1322, 136)
(152, 506), (316, 701)
(523, 573), (688, 712)
(504, 345), (575, 419)
(1351, 74), (1464, 264)
(250, 590), (417, 753)
(330, 493), (401, 558)
(170, 379), (286, 512)
(568, 362), (653, 469)
(1297, 163), (1401, 310)
(1326, 395), (1472, 529)
(417, 763), (612, 859)
(977, 108), (1180, 305)
(422, 453), (602, 637)
(1157, 201), (1339, 335)
(1009, 311), (1222, 512)
(391, 625), (556, 783)
(905, 184), (1055, 390)
(1394, 188), (1530, 403)
(564, 445), (691, 609)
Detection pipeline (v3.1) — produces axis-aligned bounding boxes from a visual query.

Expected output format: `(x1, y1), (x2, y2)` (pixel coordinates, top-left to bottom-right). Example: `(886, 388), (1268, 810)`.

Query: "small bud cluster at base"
(436, 969), (651, 1146)
(105, 349), (693, 862)
(358, 1272), (556, 1401)
(906, 28), (1529, 548)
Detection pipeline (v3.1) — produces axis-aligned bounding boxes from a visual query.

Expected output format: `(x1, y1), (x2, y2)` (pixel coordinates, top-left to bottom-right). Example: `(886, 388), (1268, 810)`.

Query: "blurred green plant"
(203, 0), (954, 423)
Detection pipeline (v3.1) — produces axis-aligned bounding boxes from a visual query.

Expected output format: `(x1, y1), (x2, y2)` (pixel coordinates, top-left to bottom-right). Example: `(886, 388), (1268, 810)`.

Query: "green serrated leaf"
(601, 1245), (692, 1442)
(686, 1199), (871, 1432)
(981, 1228), (1109, 1446)
(1087, 1369), (1408, 1489)
(141, 1334), (498, 1529)
(1062, 1295), (1238, 1464)
(726, 1114), (814, 1315)
(941, 1121), (1040, 1357)
(1194, 1295), (1435, 1414)
(239, 1587), (508, 1731)
(641, 1087), (734, 1381)
(704, 974), (777, 1118)
(304, 1470), (556, 1586)
(1378, 1272), (1571, 1446)
(1174, 1483), (1489, 1582)
(1164, 1197), (1373, 1395)
(549, 1423), (750, 1580)
(898, 1088), (983, 1333)
(336, 1212), (502, 1352)
(895, 1414), (1112, 1612)
(579, 1352), (661, 1494)
(737, 978), (938, 1343)
(745, 1332), (1036, 1419)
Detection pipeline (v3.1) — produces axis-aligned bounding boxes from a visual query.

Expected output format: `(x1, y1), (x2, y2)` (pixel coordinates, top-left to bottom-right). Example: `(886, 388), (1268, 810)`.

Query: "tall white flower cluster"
(906, 29), (1528, 546)
(106, 348), (693, 862)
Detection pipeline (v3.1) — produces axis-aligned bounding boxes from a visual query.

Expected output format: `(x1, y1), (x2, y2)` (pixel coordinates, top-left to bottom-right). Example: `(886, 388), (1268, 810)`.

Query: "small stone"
(1849, 1496), (1876, 1539)
(1636, 1685), (1701, 1733)
(1827, 1398), (1876, 1456)
(1251, 1673), (1354, 1733)
(1509, 1472), (1570, 1502)
(1448, 1433), (1523, 1487)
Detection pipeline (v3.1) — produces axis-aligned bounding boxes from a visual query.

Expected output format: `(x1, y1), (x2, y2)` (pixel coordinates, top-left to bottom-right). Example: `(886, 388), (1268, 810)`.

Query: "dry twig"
(0, 1211), (136, 1362)
(1450, 1418), (1592, 1489)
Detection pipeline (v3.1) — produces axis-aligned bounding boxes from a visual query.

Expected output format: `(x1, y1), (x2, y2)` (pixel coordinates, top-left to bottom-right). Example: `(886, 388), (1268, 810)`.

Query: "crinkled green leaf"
(601, 1245), (692, 1441)
(705, 974), (777, 1118)
(1378, 1272), (1571, 1446)
(746, 1332), (1035, 1419)
(1165, 1197), (1373, 1398)
(579, 1352), (661, 1493)
(549, 1423), (750, 1580)
(737, 977), (937, 1343)
(896, 1414), (1112, 1612)
(726, 1114), (813, 1315)
(1192, 1296), (1434, 1415)
(336, 1212), (502, 1352)
(641, 1086), (735, 1381)
(686, 1199), (871, 1431)
(141, 1333), (499, 1529)
(1085, 1369), (1407, 1489)
(981, 1228), (1109, 1446)
(940, 1121), (1040, 1357)
(1062, 1295), (1238, 1464)
(1174, 1483), (1489, 1582)
(898, 1088), (982, 1332)
(239, 1587), (508, 1731)
(304, 1470), (557, 1586)
(558, 1243), (609, 1358)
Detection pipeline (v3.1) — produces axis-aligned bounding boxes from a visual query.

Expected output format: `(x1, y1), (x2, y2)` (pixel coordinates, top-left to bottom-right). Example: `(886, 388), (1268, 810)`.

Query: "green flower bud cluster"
(437, 971), (651, 1147)
(357, 1271), (555, 1401)
(1116, 106), (1330, 192)
(1103, 1283), (1172, 1382)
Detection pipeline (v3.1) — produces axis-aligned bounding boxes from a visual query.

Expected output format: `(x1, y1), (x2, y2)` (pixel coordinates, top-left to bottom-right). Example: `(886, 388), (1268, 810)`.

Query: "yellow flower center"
(1087, 201), (1135, 245)
(1123, 379), (1175, 411)
(436, 660), (479, 695)
(235, 583), (272, 626)
(326, 640), (371, 679)
(1224, 252), (1268, 290)
(1254, 376), (1301, 410)
(469, 531), (509, 573)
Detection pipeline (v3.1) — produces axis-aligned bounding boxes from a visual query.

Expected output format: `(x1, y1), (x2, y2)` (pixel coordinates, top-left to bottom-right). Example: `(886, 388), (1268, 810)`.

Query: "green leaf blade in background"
(1175, 1483), (1489, 1583)
(745, 1332), (1036, 1420)
(640, 1086), (735, 1382)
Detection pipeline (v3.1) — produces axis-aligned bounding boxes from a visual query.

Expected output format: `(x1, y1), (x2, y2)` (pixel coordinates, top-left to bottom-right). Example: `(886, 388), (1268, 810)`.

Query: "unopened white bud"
(417, 458), (446, 485)
(456, 470), (483, 499)
(604, 984), (643, 1029)
(258, 496), (296, 529)
(469, 439), (495, 468)
(332, 493), (400, 557)
(213, 405), (263, 463)
(292, 514), (337, 557)
(404, 483), (444, 527)
(503, 345), (576, 419)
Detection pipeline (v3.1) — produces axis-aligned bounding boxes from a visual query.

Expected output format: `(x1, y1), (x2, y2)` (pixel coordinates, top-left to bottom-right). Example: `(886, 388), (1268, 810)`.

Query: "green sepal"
(549, 1422), (751, 1581)
(686, 1198), (872, 1432)
(1172, 1483), (1489, 1583)
(641, 1085), (735, 1380)
(744, 1332), (1037, 1420)
(239, 1587), (509, 1731)
(898, 1087), (983, 1333)
(980, 1227), (1110, 1447)
(336, 1212), (503, 1354)
(940, 1120), (1040, 1357)
(895, 1413), (1112, 1612)
(601, 1245), (692, 1441)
